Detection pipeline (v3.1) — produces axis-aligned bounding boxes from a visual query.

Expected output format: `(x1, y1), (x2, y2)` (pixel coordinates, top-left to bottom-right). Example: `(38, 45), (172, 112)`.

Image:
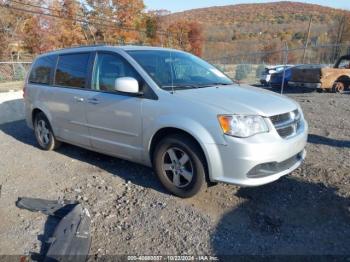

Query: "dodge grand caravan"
(24, 45), (308, 198)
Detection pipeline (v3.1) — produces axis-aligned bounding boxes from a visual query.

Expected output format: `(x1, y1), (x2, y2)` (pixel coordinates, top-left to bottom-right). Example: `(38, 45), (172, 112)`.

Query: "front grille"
(247, 151), (304, 178)
(279, 151), (304, 170)
(270, 112), (291, 124)
(277, 126), (294, 137)
(270, 109), (301, 138)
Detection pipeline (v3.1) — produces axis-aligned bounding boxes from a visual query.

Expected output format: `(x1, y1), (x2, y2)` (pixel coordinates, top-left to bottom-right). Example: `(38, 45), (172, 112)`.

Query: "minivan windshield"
(127, 50), (233, 90)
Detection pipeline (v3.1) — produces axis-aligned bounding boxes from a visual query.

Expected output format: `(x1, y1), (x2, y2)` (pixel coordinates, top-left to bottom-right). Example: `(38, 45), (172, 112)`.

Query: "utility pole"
(334, 15), (346, 60)
(281, 41), (289, 95)
(302, 15), (313, 64)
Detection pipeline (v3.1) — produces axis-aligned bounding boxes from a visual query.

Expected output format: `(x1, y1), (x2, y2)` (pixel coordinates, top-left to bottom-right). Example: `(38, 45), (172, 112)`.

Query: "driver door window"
(92, 53), (143, 92)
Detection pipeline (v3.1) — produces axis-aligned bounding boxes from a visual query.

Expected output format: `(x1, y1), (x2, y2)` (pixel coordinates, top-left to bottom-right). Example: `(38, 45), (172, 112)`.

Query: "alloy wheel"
(162, 147), (194, 188)
(36, 119), (51, 146)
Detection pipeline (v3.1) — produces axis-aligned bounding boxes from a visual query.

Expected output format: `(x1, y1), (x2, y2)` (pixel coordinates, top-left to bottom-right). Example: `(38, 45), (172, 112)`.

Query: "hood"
(174, 84), (298, 117)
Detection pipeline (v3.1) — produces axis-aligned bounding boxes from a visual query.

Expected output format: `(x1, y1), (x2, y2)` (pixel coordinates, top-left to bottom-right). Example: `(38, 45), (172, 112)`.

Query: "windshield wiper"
(206, 83), (233, 86)
(187, 83), (233, 89)
(162, 83), (233, 90)
(162, 84), (200, 90)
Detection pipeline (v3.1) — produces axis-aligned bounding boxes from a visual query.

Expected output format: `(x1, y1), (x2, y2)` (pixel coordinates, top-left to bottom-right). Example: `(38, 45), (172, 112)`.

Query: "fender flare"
(144, 115), (226, 181)
(31, 102), (55, 130)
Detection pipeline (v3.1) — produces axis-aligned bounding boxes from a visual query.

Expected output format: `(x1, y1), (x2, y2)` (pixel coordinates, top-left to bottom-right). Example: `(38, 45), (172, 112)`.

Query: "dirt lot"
(0, 89), (349, 257)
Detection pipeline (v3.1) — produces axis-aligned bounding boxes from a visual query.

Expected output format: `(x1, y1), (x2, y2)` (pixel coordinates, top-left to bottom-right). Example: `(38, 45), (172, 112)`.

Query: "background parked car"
(288, 60), (348, 92)
(269, 65), (320, 89)
(269, 66), (294, 88)
(259, 65), (292, 86)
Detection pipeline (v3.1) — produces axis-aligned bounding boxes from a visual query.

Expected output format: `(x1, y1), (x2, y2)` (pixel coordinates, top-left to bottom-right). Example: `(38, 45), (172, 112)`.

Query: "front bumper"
(260, 75), (271, 85)
(289, 81), (321, 89)
(260, 80), (267, 85)
(206, 119), (308, 186)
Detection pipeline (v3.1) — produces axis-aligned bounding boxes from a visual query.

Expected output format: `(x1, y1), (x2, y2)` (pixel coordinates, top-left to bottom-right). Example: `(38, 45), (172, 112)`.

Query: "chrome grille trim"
(270, 109), (301, 138)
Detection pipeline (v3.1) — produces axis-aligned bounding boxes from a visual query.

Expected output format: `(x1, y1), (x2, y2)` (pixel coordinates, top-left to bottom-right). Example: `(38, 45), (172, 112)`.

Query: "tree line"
(168, 2), (350, 63)
(0, 0), (204, 60)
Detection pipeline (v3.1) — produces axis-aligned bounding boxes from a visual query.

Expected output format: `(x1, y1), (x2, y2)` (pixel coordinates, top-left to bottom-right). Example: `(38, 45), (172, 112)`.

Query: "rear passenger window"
(55, 53), (90, 88)
(29, 55), (57, 85)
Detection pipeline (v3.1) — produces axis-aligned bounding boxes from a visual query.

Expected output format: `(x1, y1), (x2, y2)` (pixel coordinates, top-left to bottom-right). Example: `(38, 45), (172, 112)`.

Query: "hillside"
(164, 1), (350, 60)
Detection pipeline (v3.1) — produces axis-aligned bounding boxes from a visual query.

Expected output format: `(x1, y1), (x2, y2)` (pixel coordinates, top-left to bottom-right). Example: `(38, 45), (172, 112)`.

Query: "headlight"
(218, 115), (269, 138)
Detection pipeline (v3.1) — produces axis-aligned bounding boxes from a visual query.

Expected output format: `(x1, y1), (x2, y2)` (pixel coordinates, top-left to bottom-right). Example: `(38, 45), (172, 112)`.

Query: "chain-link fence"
(0, 62), (31, 82)
(0, 62), (32, 92)
(208, 43), (350, 91)
(0, 43), (349, 93)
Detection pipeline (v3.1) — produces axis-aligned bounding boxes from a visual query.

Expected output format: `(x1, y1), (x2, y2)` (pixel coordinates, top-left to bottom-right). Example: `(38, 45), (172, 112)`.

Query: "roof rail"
(72, 44), (109, 48)
(42, 44), (110, 54)
(59, 44), (109, 50)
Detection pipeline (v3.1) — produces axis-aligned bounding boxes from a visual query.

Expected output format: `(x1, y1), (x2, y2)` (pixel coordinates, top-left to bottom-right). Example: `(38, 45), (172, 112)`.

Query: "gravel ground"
(0, 89), (349, 256)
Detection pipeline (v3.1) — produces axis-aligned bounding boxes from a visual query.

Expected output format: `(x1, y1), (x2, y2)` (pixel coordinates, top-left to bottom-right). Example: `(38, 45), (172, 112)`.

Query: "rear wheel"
(153, 134), (206, 198)
(34, 112), (61, 151)
(332, 82), (345, 93)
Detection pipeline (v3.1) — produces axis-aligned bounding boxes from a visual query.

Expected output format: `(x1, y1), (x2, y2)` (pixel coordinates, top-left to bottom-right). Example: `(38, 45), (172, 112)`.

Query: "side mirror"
(114, 77), (139, 94)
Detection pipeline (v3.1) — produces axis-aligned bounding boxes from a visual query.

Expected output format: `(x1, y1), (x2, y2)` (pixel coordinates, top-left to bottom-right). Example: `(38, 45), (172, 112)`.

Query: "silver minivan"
(24, 45), (308, 198)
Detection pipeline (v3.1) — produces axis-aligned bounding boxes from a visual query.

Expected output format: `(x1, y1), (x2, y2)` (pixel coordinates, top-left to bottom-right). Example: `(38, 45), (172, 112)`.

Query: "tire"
(153, 134), (206, 198)
(34, 112), (61, 151)
(332, 82), (345, 94)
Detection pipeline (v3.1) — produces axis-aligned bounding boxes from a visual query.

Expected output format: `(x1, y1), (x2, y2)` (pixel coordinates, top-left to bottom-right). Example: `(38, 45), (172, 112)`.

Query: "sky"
(143, 0), (350, 12)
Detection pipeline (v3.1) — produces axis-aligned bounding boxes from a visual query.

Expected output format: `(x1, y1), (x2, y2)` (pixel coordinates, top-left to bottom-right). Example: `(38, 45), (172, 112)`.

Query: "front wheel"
(34, 112), (61, 151)
(153, 134), (207, 198)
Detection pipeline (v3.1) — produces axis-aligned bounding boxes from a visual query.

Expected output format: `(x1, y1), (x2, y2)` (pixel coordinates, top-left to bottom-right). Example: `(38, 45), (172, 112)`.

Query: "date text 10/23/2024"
(127, 256), (219, 261)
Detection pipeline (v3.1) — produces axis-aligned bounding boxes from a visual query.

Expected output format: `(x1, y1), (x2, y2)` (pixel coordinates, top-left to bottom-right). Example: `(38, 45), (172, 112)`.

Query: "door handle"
(87, 98), (100, 105)
(73, 96), (84, 102)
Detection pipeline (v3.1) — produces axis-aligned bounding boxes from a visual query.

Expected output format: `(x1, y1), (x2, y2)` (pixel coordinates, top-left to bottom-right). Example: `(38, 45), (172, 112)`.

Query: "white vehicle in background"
(260, 65), (292, 86)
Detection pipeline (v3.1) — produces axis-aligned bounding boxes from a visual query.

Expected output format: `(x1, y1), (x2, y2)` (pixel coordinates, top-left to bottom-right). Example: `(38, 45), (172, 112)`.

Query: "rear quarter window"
(29, 55), (57, 85)
(55, 53), (90, 88)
